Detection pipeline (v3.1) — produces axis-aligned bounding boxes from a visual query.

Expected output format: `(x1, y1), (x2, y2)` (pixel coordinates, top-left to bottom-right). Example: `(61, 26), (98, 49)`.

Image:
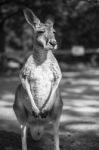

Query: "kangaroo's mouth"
(49, 44), (57, 51)
(54, 44), (58, 50)
(36, 39), (57, 51)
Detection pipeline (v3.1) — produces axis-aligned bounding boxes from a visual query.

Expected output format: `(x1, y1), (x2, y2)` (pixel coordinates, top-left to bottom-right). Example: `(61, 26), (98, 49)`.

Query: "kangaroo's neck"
(33, 47), (48, 65)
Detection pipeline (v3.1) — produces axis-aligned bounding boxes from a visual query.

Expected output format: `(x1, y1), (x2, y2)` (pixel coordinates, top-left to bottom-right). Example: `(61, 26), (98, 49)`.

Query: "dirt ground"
(0, 67), (99, 150)
(0, 130), (99, 150)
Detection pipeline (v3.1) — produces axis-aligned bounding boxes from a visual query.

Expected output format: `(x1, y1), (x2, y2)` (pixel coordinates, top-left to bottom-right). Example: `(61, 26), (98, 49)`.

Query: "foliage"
(0, 0), (99, 49)
(0, 0), (99, 71)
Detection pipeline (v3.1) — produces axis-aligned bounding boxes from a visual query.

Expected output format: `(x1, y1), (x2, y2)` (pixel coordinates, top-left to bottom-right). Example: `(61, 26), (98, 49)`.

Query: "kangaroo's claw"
(32, 111), (39, 118)
(40, 110), (48, 118)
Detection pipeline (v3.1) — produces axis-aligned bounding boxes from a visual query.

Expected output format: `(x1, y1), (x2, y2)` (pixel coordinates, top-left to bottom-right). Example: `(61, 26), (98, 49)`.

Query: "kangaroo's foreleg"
(19, 75), (40, 116)
(41, 60), (62, 113)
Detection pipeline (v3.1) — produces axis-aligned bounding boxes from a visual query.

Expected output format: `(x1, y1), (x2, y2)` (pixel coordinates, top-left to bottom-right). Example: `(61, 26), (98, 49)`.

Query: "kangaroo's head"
(24, 8), (57, 51)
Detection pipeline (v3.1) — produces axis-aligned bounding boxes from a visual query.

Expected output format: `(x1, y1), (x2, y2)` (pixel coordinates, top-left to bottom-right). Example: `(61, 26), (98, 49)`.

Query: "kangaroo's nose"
(49, 40), (57, 47)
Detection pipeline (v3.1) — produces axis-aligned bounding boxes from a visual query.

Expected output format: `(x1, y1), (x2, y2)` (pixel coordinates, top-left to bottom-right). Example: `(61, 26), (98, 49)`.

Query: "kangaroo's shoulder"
(48, 51), (58, 64)
(20, 54), (35, 76)
(48, 51), (61, 69)
(48, 51), (62, 78)
(25, 54), (34, 66)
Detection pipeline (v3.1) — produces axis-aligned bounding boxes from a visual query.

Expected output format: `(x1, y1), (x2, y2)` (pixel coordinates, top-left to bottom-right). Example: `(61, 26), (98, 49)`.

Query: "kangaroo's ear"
(23, 8), (40, 29)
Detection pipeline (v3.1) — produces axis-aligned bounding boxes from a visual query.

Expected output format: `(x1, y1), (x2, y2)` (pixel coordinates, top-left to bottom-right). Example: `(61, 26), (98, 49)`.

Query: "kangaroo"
(13, 8), (63, 150)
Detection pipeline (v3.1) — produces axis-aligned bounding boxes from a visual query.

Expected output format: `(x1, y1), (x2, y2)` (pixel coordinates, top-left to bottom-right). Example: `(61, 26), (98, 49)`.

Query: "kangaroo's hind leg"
(13, 84), (28, 150)
(21, 125), (27, 150)
(53, 117), (60, 150)
(51, 89), (63, 150)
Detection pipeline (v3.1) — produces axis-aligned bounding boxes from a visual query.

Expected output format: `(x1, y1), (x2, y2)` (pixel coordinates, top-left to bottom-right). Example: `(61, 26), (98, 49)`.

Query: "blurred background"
(1, 0), (99, 150)
(1, 0), (99, 73)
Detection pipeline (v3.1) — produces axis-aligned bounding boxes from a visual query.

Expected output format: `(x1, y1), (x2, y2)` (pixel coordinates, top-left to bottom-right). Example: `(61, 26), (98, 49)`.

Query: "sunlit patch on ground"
(60, 69), (99, 137)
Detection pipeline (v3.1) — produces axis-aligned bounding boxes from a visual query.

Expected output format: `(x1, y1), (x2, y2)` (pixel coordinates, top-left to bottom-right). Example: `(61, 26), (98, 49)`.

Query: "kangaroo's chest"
(30, 63), (53, 81)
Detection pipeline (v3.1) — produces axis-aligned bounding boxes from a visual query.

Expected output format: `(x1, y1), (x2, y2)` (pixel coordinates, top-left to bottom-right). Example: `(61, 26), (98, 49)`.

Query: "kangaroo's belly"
(29, 66), (53, 109)
(30, 79), (52, 109)
(22, 64), (54, 111)
(22, 79), (52, 112)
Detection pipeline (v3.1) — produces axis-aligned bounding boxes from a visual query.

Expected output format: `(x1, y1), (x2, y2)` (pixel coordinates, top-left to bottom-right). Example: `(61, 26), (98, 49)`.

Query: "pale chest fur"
(29, 60), (54, 109)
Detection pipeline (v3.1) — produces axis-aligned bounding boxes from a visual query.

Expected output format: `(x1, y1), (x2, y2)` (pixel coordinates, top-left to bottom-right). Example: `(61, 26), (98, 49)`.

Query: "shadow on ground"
(0, 130), (99, 150)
